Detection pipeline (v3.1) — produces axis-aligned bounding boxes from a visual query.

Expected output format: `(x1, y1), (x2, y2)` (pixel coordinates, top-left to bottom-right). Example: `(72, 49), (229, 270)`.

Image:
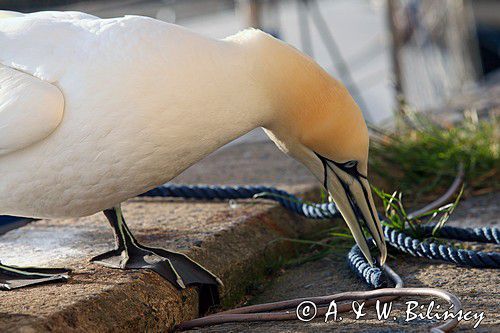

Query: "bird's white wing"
(0, 65), (64, 156)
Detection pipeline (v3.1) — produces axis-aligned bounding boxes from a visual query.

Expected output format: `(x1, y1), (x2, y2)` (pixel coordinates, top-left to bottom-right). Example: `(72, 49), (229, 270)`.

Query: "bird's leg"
(91, 205), (221, 307)
(0, 261), (69, 290)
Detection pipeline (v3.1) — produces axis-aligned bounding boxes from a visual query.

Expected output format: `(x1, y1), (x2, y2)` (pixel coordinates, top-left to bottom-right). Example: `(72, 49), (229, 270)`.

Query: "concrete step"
(193, 192), (500, 333)
(0, 142), (336, 332)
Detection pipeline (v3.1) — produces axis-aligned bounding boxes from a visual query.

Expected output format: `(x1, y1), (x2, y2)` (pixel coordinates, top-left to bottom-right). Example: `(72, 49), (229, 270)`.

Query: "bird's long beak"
(317, 155), (387, 266)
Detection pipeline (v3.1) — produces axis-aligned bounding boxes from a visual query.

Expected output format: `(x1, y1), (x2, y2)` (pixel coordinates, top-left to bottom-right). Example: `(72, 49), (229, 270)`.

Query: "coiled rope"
(348, 224), (500, 289)
(138, 170), (497, 332)
(140, 185), (339, 219)
(141, 183), (499, 286)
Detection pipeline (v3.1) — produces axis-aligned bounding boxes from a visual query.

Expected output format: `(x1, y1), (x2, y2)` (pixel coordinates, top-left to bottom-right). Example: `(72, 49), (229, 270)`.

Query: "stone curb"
(1, 185), (336, 332)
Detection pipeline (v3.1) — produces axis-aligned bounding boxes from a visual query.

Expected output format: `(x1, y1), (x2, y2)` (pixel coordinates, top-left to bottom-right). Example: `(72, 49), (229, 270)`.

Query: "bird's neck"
(231, 30), (337, 138)
(152, 29), (334, 158)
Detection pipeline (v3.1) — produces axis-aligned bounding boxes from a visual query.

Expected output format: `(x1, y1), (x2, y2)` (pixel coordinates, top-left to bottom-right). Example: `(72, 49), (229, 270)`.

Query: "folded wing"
(0, 65), (64, 156)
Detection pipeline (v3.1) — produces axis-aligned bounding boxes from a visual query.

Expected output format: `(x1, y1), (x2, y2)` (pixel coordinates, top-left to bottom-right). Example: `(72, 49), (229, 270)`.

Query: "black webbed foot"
(91, 242), (222, 289)
(0, 262), (69, 290)
(91, 206), (221, 310)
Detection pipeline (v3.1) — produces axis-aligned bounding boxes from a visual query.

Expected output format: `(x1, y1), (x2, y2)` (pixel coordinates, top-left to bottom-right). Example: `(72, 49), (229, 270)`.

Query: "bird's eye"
(344, 160), (357, 168)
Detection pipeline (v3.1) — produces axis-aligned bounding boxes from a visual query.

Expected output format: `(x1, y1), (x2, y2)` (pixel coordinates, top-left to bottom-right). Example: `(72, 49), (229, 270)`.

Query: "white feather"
(0, 12), (271, 218)
(0, 65), (64, 156)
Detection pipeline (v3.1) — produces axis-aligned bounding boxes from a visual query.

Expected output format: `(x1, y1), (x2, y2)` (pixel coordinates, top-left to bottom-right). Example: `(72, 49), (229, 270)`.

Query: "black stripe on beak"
(314, 152), (383, 260)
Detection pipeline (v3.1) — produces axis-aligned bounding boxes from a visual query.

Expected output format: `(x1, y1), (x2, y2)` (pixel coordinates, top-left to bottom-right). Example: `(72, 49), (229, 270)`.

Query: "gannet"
(0, 11), (386, 295)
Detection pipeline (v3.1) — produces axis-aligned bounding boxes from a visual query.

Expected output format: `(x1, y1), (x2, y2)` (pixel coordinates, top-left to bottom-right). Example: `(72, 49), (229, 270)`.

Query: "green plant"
(370, 110), (499, 203)
(275, 184), (464, 267)
(260, 106), (490, 261)
(372, 185), (464, 238)
(269, 224), (355, 267)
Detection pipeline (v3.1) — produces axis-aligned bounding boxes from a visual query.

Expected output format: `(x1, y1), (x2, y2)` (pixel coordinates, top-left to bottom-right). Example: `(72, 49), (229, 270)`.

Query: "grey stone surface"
(192, 193), (500, 333)
(0, 142), (330, 332)
(1, 141), (498, 332)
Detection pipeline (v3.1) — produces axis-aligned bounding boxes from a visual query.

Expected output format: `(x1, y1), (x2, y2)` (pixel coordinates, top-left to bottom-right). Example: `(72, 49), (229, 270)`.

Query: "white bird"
(0, 11), (386, 296)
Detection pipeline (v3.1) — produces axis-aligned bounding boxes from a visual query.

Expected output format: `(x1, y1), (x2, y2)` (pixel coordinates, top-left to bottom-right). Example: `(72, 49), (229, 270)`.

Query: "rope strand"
(140, 183), (499, 278)
(138, 180), (497, 332)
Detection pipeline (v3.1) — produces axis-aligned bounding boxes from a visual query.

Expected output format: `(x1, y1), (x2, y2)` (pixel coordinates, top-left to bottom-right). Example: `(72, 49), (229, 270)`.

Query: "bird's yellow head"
(250, 31), (387, 266)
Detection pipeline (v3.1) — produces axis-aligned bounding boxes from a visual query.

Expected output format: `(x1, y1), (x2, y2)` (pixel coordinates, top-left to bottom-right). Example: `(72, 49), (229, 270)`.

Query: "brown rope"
(177, 265), (461, 332)
(177, 166), (466, 332)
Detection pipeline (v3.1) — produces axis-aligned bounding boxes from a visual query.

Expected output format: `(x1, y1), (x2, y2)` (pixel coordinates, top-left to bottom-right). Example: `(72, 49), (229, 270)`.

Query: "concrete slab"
(1, 141), (497, 333)
(192, 193), (500, 333)
(0, 142), (334, 332)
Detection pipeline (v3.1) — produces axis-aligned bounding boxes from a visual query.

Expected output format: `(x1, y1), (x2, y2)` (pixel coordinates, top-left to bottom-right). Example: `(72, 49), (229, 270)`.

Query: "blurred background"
(1, 3), (499, 327)
(1, 0), (499, 126)
(1, 1), (499, 231)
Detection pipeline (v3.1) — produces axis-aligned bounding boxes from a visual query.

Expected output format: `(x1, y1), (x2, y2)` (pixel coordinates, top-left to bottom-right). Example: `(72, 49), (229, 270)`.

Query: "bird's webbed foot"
(0, 262), (69, 290)
(91, 207), (222, 291)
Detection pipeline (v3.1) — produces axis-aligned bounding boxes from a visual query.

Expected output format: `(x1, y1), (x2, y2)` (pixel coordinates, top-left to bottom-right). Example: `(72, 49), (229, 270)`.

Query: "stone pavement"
(0, 141), (498, 332)
(191, 193), (499, 333)
(0, 142), (333, 332)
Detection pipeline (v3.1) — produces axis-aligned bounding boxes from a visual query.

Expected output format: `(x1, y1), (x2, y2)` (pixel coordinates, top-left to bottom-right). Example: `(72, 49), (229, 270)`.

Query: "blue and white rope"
(140, 184), (339, 219)
(140, 184), (499, 289)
